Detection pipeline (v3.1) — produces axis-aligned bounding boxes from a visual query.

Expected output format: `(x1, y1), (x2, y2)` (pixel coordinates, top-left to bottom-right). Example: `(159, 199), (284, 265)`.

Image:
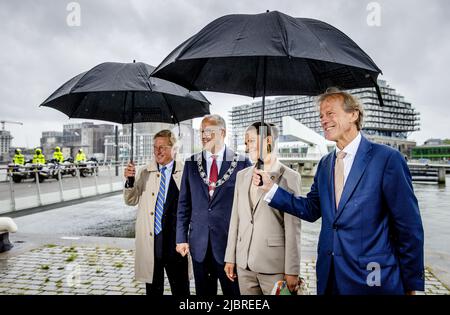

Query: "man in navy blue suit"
(176, 114), (251, 295)
(254, 88), (424, 295)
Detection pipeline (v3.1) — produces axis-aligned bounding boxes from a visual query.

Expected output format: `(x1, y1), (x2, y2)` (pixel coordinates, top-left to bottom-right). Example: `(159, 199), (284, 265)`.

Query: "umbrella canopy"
(40, 61), (210, 160)
(152, 11), (384, 170)
(41, 62), (210, 124)
(152, 10), (383, 99)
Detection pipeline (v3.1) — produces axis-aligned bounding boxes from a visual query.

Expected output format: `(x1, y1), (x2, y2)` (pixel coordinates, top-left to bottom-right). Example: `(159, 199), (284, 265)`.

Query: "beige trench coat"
(123, 159), (192, 283)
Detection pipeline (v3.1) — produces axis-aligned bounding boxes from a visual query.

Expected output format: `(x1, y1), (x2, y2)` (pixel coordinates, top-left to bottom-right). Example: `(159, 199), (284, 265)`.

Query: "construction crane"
(1, 120), (23, 131)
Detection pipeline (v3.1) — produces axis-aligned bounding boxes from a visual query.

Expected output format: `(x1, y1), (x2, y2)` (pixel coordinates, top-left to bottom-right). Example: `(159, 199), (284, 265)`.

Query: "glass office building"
(230, 80), (420, 156)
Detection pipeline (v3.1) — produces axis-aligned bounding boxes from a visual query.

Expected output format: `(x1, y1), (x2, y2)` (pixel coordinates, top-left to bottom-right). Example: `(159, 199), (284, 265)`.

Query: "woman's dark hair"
(246, 122), (279, 140)
(246, 122), (279, 153)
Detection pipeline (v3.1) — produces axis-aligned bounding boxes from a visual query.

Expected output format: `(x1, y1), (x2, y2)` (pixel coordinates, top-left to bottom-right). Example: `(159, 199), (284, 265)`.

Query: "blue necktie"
(154, 166), (166, 235)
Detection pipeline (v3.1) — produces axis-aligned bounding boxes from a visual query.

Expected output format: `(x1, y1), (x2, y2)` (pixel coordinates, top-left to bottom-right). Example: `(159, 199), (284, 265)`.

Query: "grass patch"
(113, 262), (124, 268)
(40, 265), (50, 270)
(65, 253), (78, 262)
(62, 246), (77, 253)
(44, 244), (57, 248)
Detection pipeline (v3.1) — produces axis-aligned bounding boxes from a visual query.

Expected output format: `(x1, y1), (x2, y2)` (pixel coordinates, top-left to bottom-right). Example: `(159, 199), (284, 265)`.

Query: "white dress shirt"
(264, 132), (362, 203)
(158, 159), (174, 201)
(204, 145), (226, 178)
(335, 132), (361, 186)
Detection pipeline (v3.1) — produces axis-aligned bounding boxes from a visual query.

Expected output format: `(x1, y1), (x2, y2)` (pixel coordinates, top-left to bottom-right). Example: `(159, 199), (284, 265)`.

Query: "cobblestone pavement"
(0, 244), (448, 295)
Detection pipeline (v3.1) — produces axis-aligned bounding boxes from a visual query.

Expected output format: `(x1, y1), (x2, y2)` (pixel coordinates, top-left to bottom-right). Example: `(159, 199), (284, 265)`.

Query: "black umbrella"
(152, 10), (383, 168)
(41, 61), (210, 160)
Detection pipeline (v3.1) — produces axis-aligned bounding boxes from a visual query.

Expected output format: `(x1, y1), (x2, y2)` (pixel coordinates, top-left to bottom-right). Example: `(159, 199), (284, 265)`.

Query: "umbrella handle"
(256, 158), (264, 186)
(125, 159), (135, 187)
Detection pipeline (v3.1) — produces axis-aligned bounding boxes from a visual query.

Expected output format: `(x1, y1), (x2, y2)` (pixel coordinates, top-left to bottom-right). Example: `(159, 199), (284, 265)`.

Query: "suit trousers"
(324, 258), (339, 295)
(237, 266), (284, 295)
(192, 240), (240, 296)
(146, 233), (190, 296)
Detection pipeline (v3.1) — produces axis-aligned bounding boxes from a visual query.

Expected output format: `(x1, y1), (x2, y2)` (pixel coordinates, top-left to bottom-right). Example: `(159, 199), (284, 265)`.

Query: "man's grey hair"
(202, 114), (226, 130)
(317, 87), (365, 131)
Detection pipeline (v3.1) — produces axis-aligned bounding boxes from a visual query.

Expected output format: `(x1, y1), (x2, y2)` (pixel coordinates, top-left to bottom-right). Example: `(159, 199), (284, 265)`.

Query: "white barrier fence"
(0, 158), (150, 214)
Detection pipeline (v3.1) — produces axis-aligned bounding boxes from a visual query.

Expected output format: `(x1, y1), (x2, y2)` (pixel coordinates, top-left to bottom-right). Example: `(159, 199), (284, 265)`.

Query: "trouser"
(146, 233), (190, 296)
(324, 259), (339, 295)
(237, 266), (284, 295)
(191, 241), (240, 296)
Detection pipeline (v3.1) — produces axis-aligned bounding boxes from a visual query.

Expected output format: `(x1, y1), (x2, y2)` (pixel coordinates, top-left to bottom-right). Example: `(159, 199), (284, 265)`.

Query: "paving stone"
(122, 287), (140, 293)
(2, 244), (449, 295)
(90, 280), (107, 285)
(123, 292), (140, 295)
(106, 281), (121, 286)
(73, 288), (92, 295)
(105, 291), (124, 295)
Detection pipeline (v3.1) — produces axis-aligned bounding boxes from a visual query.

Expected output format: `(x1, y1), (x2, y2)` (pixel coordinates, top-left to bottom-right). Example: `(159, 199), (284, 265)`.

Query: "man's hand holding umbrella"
(252, 168), (274, 193)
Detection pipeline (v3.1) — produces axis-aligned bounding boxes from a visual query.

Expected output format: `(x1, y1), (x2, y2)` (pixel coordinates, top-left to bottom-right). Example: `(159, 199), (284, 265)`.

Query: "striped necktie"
(154, 166), (167, 235)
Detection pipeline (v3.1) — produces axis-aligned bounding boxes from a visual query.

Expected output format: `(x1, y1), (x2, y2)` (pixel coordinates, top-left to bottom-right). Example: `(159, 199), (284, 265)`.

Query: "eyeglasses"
(153, 145), (172, 151)
(200, 127), (223, 136)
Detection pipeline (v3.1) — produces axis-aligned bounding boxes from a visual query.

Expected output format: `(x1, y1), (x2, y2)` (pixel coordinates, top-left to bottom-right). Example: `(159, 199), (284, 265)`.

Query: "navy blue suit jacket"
(176, 147), (252, 264)
(269, 136), (424, 294)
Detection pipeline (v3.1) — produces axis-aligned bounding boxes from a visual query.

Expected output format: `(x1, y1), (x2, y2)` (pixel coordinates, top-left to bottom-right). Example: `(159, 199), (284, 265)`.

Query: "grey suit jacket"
(224, 161), (302, 275)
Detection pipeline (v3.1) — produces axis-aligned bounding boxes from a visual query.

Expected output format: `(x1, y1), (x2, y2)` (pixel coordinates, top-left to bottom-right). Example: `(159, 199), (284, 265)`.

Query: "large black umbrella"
(41, 61), (210, 160)
(152, 11), (383, 167)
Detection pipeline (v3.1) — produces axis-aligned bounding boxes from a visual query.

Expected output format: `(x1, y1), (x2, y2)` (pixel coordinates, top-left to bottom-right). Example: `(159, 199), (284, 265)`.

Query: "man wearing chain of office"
(176, 114), (252, 295)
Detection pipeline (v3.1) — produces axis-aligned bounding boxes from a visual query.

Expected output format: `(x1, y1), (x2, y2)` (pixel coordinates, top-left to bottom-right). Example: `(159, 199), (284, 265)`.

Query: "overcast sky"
(1, 0), (449, 147)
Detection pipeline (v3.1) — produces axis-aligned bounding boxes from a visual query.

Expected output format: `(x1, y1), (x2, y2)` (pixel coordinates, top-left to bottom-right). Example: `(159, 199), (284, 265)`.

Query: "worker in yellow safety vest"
(75, 149), (86, 163)
(53, 146), (64, 163)
(32, 148), (46, 164)
(12, 149), (25, 165)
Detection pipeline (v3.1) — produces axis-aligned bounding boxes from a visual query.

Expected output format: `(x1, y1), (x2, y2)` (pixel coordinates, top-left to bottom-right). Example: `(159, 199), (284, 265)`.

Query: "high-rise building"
(61, 122), (115, 158)
(230, 80), (420, 157)
(0, 130), (13, 162)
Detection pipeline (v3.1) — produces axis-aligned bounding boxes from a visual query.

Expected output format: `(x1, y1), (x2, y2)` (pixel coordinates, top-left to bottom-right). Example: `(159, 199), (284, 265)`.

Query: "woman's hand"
(224, 263), (237, 282)
(285, 274), (299, 293)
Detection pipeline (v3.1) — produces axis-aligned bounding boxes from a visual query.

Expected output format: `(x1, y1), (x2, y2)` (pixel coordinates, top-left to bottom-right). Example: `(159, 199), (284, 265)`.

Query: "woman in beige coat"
(123, 130), (190, 295)
(224, 122), (302, 295)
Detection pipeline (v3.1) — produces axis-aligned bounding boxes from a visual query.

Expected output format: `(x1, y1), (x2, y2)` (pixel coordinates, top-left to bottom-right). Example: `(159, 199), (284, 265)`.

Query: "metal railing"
(277, 153), (323, 160)
(0, 158), (150, 214)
